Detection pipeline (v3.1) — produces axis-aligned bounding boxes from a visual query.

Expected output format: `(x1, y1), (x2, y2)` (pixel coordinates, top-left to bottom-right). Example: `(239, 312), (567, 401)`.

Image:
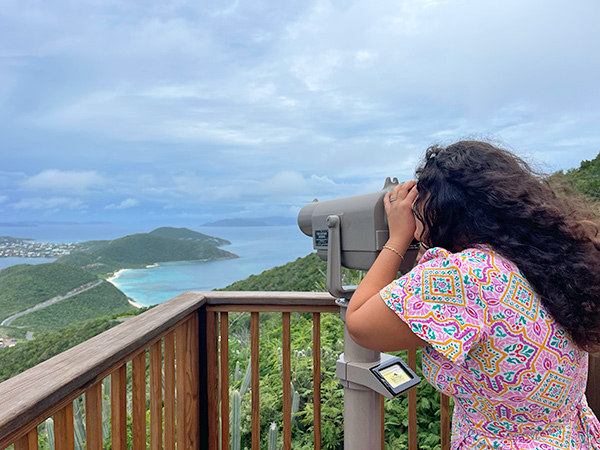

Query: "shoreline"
(127, 298), (144, 309)
(106, 255), (239, 284)
(106, 269), (130, 284)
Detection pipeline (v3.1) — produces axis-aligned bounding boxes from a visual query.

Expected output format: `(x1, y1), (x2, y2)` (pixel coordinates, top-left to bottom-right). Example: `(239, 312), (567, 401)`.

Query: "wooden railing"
(0, 291), (598, 450)
(0, 291), (207, 450)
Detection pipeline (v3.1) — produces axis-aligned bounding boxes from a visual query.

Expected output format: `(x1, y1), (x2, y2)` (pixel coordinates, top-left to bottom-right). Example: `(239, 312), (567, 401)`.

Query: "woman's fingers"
(389, 180), (416, 202)
(385, 181), (417, 217)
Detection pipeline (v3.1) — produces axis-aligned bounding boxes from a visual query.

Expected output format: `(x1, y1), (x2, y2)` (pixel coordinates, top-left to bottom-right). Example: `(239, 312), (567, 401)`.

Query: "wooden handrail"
(0, 291), (208, 448)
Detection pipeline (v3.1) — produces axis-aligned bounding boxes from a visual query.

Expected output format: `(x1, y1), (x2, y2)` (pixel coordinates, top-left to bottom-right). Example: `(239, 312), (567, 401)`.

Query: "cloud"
(21, 170), (106, 193)
(12, 197), (84, 210)
(0, 195), (8, 203)
(1, 0), (600, 225)
(105, 198), (140, 210)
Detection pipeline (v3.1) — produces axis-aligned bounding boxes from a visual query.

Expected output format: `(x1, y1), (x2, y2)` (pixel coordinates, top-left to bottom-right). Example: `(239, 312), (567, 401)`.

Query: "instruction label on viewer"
(315, 230), (328, 247)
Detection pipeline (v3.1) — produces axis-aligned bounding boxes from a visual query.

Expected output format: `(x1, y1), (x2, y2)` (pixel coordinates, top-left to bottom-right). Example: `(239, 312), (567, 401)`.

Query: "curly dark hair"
(413, 140), (600, 351)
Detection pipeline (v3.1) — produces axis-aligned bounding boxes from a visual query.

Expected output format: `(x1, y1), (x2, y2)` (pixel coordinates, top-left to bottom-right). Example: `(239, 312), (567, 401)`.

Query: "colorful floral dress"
(380, 245), (600, 449)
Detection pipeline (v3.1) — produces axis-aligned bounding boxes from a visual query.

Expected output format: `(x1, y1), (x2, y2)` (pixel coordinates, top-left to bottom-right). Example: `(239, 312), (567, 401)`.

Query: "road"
(0, 279), (104, 326)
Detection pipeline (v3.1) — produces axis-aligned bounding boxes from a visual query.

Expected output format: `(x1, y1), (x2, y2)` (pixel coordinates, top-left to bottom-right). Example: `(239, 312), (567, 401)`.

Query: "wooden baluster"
(164, 332), (176, 450)
(132, 352), (147, 450)
(441, 394), (451, 450)
(85, 382), (103, 450)
(408, 348), (418, 450)
(176, 323), (187, 450)
(150, 340), (163, 450)
(54, 402), (75, 450)
(220, 312), (230, 450)
(206, 311), (220, 450)
(188, 314), (201, 449)
(111, 365), (127, 450)
(312, 312), (321, 450)
(14, 429), (38, 450)
(251, 312), (260, 450)
(282, 312), (292, 450)
(177, 316), (200, 450)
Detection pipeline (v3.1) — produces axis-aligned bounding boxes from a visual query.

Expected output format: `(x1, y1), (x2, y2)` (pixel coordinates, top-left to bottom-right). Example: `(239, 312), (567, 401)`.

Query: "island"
(55, 227), (238, 277)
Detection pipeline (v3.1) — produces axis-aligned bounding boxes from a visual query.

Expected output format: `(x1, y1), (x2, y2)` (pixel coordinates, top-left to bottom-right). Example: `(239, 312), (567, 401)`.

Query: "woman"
(346, 141), (600, 449)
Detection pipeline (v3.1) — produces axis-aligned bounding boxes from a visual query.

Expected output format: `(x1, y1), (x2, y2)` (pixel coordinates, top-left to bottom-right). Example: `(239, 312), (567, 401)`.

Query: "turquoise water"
(110, 226), (314, 306)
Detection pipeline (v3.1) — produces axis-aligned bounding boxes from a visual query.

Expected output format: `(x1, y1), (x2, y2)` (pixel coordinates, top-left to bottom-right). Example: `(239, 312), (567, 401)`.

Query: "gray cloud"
(1, 0), (599, 224)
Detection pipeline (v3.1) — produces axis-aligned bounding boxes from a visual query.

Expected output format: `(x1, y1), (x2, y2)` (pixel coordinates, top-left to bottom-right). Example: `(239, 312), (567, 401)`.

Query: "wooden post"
(587, 352), (600, 416)
(150, 340), (163, 450)
(176, 317), (200, 450)
(164, 332), (176, 450)
(54, 403), (75, 450)
(111, 365), (127, 450)
(206, 310), (219, 450)
(14, 430), (38, 450)
(220, 312), (230, 450)
(132, 353), (147, 450)
(251, 312), (260, 450)
(313, 313), (322, 450)
(197, 306), (211, 450)
(85, 383), (103, 450)
(440, 394), (451, 450)
(282, 312), (292, 450)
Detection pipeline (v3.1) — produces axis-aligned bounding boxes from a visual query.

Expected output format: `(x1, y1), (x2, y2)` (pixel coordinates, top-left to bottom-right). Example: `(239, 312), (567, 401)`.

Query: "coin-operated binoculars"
(298, 177), (421, 450)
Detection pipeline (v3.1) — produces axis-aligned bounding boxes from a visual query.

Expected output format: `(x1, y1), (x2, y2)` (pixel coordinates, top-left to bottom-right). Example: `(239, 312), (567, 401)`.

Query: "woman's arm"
(345, 180), (428, 352)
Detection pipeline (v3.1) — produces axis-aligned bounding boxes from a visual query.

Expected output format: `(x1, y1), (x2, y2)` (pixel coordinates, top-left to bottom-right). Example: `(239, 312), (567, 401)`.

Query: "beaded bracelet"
(382, 245), (404, 261)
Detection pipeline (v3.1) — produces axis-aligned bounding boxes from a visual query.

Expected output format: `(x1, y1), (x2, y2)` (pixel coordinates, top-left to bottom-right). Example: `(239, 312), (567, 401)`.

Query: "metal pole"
(338, 301), (382, 450)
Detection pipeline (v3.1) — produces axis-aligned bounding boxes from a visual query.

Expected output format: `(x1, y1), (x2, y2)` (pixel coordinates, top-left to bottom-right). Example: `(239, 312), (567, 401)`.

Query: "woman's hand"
(384, 180), (418, 249)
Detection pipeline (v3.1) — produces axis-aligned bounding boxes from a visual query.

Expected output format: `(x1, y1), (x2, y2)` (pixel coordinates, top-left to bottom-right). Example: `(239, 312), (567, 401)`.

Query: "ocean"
(0, 225), (315, 307)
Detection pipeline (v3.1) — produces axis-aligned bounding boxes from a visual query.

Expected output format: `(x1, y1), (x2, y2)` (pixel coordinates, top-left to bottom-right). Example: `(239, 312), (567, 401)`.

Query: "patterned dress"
(380, 245), (600, 449)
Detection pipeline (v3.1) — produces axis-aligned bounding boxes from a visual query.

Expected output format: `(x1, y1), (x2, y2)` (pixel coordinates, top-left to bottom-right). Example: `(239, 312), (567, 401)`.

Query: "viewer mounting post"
(298, 179), (420, 450)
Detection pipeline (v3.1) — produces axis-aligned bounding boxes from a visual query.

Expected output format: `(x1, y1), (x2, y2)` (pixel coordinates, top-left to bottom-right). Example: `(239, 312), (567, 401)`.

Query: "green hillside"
(564, 152), (600, 200)
(94, 233), (236, 264)
(56, 231), (238, 277)
(551, 151), (600, 200)
(150, 227), (231, 246)
(0, 313), (145, 383)
(220, 253), (327, 292)
(0, 263), (98, 322)
(54, 251), (123, 277)
(11, 281), (137, 333)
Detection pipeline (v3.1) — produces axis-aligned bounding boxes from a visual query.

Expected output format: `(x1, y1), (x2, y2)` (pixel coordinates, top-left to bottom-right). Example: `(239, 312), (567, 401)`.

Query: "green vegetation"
(94, 233), (235, 264)
(0, 325), (28, 340)
(558, 152), (600, 200)
(57, 231), (238, 278)
(11, 281), (137, 333)
(54, 251), (123, 277)
(0, 263), (98, 322)
(150, 226), (231, 246)
(549, 151), (600, 201)
(0, 314), (146, 383)
(220, 253), (327, 292)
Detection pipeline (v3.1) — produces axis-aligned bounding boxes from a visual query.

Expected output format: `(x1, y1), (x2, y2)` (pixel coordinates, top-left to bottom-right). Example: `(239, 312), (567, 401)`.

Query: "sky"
(1, 0), (599, 231)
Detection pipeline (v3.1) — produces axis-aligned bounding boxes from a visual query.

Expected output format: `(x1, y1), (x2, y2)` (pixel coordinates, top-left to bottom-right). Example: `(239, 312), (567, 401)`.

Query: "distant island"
(56, 227), (238, 277)
(202, 217), (296, 227)
(149, 226), (231, 245)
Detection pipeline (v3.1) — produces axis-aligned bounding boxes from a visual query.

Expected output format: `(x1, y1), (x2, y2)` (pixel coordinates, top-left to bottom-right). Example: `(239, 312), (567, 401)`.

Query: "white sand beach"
(128, 298), (144, 308)
(106, 269), (129, 284)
